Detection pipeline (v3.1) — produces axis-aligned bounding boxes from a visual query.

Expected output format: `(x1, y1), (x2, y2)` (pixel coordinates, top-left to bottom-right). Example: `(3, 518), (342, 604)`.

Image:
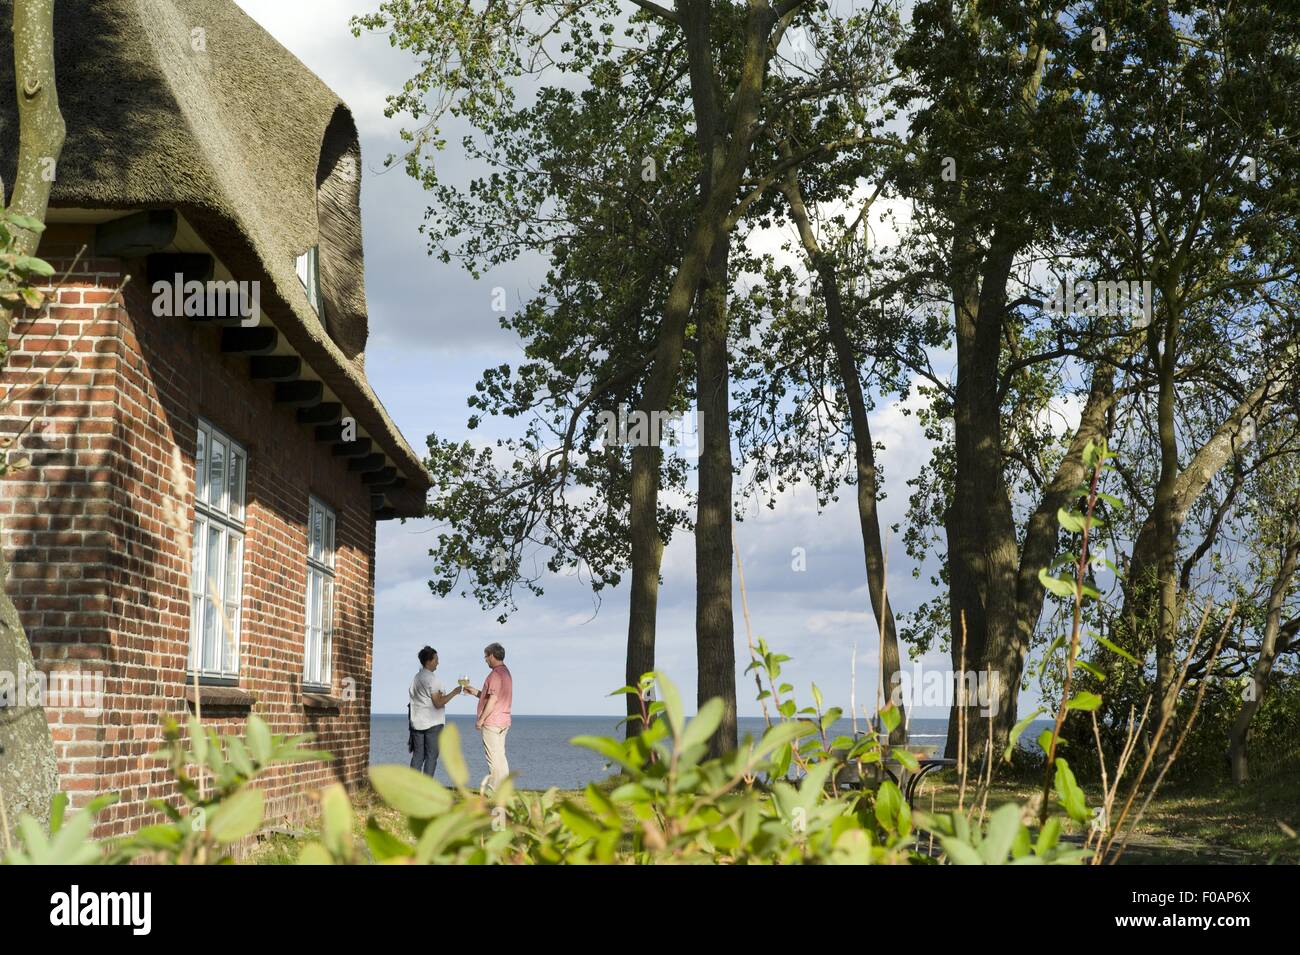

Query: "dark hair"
(484, 642), (505, 662)
(418, 646), (438, 665)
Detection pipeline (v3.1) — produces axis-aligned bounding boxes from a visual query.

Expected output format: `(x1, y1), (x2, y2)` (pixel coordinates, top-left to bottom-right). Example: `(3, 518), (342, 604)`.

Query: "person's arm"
(476, 695), (497, 729)
(432, 685), (461, 707)
(475, 675), (497, 728)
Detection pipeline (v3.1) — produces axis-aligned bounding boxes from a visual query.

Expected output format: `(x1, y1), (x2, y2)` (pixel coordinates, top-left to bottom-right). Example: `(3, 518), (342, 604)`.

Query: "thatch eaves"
(0, 0), (429, 514)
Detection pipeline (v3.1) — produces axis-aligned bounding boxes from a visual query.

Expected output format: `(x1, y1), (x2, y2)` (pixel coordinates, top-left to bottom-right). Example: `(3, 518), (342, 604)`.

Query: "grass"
(919, 765), (1300, 863)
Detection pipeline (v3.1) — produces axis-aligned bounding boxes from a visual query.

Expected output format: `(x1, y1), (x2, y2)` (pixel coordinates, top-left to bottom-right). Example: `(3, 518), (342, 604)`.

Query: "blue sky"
(234, 1), (1031, 720)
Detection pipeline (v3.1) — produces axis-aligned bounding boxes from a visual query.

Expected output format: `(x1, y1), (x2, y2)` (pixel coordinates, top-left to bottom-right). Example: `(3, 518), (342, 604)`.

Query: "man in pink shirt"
(463, 642), (512, 793)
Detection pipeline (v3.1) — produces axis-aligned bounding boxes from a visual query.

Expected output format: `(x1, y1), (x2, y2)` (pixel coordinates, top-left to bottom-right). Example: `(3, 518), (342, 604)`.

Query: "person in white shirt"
(409, 646), (463, 777)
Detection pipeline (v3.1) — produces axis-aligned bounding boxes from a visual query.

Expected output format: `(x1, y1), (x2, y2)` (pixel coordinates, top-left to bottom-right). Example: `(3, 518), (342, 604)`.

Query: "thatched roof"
(0, 0), (428, 514)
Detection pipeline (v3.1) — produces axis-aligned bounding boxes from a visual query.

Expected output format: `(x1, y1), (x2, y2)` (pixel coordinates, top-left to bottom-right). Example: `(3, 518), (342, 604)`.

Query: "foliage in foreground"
(2, 668), (1093, 865)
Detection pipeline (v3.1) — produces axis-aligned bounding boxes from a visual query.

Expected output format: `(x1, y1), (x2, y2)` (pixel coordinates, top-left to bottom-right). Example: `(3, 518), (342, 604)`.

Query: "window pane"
(195, 426), (208, 506)
(208, 434), (227, 514)
(321, 580), (333, 683)
(305, 574), (319, 686)
(219, 534), (241, 677)
(189, 594), (203, 671)
(225, 533), (242, 604)
(205, 523), (223, 602)
(223, 602), (239, 675)
(324, 513), (335, 566)
(229, 448), (245, 521)
(203, 524), (223, 672)
(202, 592), (217, 673)
(190, 518), (205, 596)
(312, 504), (324, 563)
(311, 571), (322, 630)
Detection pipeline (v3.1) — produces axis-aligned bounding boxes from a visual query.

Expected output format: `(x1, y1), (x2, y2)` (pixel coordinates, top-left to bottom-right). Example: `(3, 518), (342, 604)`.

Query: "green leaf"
(188, 716), (208, 766)
(879, 702), (901, 734)
(14, 254), (54, 276)
(1067, 691), (1102, 712)
(1011, 821), (1031, 859)
(1038, 567), (1076, 598)
(1036, 729), (1059, 754)
(570, 735), (642, 773)
(680, 697), (724, 752)
(208, 788), (264, 844)
(1091, 632), (1139, 664)
(655, 672), (685, 741)
(246, 714), (272, 765)
(440, 721), (469, 787)
(132, 824), (183, 849)
(891, 747), (919, 772)
(364, 819), (414, 862)
(1004, 708), (1045, 761)
(1036, 816), (1062, 855)
(1056, 507), (1085, 533)
(979, 803), (1022, 863)
(941, 836), (985, 865)
(753, 720), (815, 763)
(874, 780), (904, 833)
(583, 783), (617, 824)
(6, 213), (46, 233)
(297, 842), (334, 865)
(1054, 758), (1090, 823)
(369, 765), (454, 818)
(49, 792), (69, 834)
(558, 801), (604, 840)
(225, 736), (255, 778)
(1075, 660), (1106, 681)
(319, 783), (353, 858)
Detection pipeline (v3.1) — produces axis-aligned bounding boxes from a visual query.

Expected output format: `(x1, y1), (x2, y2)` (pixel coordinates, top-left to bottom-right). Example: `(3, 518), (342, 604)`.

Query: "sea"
(369, 714), (1049, 791)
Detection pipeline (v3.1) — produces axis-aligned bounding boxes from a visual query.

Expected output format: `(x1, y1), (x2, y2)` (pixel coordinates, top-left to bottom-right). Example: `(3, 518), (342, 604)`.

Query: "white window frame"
(295, 245), (321, 314)
(188, 419), (246, 683)
(304, 496), (336, 690)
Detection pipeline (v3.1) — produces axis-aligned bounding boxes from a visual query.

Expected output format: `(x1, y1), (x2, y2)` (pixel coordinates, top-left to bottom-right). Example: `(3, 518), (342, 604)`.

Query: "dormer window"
(296, 245), (321, 313)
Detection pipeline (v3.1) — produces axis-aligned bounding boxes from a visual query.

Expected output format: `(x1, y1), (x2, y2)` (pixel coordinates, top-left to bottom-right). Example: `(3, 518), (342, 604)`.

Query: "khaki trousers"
(481, 724), (509, 793)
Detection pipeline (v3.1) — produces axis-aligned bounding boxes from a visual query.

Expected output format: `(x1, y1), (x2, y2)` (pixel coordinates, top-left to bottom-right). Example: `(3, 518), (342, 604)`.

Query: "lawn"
(919, 766), (1299, 864)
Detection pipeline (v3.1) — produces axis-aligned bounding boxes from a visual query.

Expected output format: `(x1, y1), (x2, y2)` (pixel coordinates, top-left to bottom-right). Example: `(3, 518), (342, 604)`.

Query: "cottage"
(0, 0), (430, 836)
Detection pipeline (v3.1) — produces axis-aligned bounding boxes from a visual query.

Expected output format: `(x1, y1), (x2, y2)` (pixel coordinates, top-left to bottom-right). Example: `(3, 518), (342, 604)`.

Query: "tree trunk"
(623, 0), (775, 741)
(0, 0), (66, 835)
(944, 244), (1022, 762)
(625, 443), (664, 735)
(0, 556), (58, 830)
(1227, 500), (1300, 783)
(781, 175), (905, 741)
(1015, 364), (1120, 658)
(694, 232), (736, 756)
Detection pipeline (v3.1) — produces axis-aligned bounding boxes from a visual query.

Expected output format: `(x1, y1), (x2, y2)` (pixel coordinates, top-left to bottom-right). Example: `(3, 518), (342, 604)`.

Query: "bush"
(2, 669), (1089, 865)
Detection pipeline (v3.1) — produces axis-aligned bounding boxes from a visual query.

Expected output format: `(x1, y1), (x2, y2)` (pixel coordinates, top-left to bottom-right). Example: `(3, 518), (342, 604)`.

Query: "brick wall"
(2, 225), (377, 837)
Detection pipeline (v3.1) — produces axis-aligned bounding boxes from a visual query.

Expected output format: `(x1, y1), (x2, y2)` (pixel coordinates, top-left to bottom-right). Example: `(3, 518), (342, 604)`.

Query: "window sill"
(302, 692), (342, 712)
(184, 685), (256, 710)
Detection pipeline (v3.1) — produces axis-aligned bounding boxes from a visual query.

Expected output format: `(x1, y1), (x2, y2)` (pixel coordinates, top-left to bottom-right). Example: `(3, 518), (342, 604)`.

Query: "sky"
(233, 0), (1029, 720)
